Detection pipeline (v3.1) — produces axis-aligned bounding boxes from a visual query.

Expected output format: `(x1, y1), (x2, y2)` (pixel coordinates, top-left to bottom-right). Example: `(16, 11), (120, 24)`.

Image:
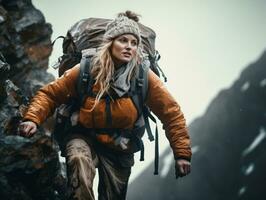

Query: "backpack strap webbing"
(141, 64), (159, 175)
(77, 56), (92, 106)
(146, 108), (159, 175)
(51, 35), (65, 46)
(132, 65), (156, 143)
(131, 64), (160, 175)
(128, 65), (145, 161)
(129, 67), (142, 117)
(105, 95), (112, 127)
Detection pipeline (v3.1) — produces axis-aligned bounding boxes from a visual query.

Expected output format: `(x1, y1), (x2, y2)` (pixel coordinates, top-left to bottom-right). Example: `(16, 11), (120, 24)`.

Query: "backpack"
(52, 17), (167, 175)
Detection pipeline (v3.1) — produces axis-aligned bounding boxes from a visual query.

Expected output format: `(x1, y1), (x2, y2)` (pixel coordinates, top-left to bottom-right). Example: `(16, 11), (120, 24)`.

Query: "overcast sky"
(32, 0), (266, 183)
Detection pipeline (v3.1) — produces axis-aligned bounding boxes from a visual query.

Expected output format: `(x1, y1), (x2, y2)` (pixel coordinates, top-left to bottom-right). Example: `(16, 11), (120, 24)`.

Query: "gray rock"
(0, 0), (68, 199)
(0, 134), (64, 199)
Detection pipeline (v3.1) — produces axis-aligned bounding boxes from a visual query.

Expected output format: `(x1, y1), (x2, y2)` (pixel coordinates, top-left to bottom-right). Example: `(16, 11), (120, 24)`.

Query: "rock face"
(0, 135), (60, 200)
(0, 0), (67, 199)
(128, 50), (266, 200)
(0, 0), (54, 97)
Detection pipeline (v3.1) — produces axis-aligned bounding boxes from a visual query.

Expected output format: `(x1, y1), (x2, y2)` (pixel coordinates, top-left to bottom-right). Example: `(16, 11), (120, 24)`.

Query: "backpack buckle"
(82, 72), (88, 82)
(137, 78), (144, 87)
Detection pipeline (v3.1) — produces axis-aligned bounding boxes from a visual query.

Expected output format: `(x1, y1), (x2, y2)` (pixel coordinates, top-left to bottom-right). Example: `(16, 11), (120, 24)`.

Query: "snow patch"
(241, 82), (250, 92)
(238, 186), (247, 196)
(244, 163), (255, 176)
(242, 127), (266, 157)
(260, 79), (266, 87)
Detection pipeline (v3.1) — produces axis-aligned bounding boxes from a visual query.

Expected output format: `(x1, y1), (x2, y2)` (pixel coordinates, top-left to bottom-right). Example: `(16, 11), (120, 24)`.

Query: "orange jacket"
(24, 64), (192, 160)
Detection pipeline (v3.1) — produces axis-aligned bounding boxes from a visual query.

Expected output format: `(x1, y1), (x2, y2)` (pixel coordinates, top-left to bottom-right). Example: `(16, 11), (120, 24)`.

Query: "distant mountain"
(128, 50), (266, 200)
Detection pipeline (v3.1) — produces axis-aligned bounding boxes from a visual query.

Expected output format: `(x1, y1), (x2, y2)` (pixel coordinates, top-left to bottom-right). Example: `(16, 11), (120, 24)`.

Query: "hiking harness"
(78, 56), (159, 175)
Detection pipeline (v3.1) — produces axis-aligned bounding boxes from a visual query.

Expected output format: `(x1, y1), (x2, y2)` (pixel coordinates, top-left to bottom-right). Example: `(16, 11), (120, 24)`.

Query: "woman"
(19, 11), (192, 200)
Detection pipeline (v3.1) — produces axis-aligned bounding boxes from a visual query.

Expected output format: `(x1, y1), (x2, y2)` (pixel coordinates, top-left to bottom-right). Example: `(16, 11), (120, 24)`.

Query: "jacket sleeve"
(23, 64), (80, 125)
(145, 69), (192, 161)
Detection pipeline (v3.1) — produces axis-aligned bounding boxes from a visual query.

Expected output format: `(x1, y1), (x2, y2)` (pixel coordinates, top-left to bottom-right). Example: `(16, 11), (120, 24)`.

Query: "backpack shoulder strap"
(139, 63), (149, 103)
(131, 63), (159, 175)
(130, 63), (149, 115)
(77, 56), (92, 106)
(130, 64), (154, 141)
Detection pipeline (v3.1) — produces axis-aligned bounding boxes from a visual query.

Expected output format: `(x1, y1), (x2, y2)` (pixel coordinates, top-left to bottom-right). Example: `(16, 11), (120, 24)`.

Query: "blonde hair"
(90, 39), (143, 110)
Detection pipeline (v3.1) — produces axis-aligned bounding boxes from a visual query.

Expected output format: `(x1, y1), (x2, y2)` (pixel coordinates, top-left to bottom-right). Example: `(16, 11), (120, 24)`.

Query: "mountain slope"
(128, 50), (266, 200)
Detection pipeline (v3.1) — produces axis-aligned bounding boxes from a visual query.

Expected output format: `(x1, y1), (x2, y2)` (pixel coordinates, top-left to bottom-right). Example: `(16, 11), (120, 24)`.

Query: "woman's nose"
(125, 46), (131, 51)
(125, 42), (133, 50)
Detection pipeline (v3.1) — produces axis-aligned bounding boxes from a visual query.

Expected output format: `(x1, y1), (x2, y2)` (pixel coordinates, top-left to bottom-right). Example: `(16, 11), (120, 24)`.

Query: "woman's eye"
(119, 38), (127, 43)
(131, 41), (137, 46)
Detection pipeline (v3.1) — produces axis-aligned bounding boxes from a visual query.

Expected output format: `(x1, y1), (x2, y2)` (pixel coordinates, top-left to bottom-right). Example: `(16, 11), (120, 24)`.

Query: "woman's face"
(110, 34), (138, 66)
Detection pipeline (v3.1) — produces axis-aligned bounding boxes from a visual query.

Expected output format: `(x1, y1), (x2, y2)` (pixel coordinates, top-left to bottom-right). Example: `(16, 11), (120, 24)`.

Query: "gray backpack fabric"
(52, 17), (166, 80)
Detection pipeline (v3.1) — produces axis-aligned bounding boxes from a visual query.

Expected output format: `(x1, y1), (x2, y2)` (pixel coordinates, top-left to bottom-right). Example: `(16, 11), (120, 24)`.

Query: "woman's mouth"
(122, 52), (131, 57)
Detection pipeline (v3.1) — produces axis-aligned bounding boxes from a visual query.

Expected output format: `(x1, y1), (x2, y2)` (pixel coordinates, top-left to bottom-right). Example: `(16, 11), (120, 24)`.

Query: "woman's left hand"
(175, 159), (191, 179)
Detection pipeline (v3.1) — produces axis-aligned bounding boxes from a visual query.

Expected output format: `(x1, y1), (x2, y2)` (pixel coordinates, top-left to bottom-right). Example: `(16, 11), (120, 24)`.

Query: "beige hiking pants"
(65, 137), (133, 200)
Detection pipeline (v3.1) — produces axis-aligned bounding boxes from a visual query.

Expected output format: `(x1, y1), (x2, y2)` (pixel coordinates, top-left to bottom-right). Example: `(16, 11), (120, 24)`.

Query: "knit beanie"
(103, 11), (141, 43)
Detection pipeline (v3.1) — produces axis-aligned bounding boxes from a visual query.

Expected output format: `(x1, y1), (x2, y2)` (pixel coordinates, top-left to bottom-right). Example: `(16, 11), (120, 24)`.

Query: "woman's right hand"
(19, 121), (37, 137)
